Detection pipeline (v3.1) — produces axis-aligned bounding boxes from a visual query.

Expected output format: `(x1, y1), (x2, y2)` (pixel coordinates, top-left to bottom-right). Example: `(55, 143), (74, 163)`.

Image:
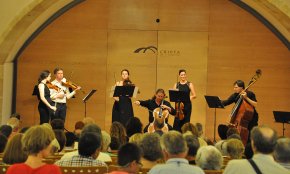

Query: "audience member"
(82, 117), (95, 125)
(0, 133), (8, 153)
(196, 123), (213, 145)
(63, 132), (76, 151)
(139, 133), (163, 168)
(224, 125), (289, 174)
(215, 140), (228, 156)
(53, 129), (66, 153)
(50, 119), (64, 130)
(110, 122), (127, 147)
(6, 117), (20, 136)
(101, 130), (111, 152)
(6, 125), (61, 174)
(3, 134), (27, 165)
(181, 123), (207, 147)
(273, 137), (290, 170)
(19, 126), (30, 133)
(74, 121), (84, 140)
(129, 133), (144, 145)
(196, 146), (223, 170)
(125, 117), (143, 137)
(183, 134), (200, 164)
(149, 131), (204, 174)
(0, 125), (12, 138)
(226, 139), (244, 159)
(55, 132), (106, 167)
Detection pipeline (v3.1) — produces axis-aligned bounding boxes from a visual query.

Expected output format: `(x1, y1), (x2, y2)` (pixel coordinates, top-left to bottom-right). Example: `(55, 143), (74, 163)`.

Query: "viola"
(175, 102), (185, 120)
(46, 81), (61, 91)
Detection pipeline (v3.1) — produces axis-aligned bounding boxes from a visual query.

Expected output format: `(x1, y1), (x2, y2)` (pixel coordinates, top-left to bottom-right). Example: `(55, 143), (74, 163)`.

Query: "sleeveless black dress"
(37, 83), (54, 124)
(112, 95), (134, 127)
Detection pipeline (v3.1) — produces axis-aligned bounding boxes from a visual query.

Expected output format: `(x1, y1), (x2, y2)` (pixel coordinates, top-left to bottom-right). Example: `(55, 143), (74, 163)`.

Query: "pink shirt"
(7, 163), (61, 174)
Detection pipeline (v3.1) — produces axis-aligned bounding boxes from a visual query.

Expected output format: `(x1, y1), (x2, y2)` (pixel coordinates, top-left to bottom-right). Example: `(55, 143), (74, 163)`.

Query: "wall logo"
(134, 46), (181, 56)
(134, 46), (158, 53)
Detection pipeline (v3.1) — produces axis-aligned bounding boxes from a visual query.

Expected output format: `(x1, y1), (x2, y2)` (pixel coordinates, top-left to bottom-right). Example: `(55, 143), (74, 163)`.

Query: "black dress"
(112, 96), (134, 127)
(37, 83), (54, 124)
(173, 82), (192, 132)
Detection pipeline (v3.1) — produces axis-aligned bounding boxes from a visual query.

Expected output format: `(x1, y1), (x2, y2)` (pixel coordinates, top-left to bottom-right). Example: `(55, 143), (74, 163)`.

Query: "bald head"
(251, 125), (277, 154)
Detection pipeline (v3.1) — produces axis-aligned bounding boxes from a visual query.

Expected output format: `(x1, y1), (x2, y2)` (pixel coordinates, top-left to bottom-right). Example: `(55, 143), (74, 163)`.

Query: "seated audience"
(6, 117), (20, 138)
(50, 119), (64, 130)
(109, 136), (121, 153)
(183, 133), (200, 164)
(55, 132), (106, 167)
(3, 133), (27, 164)
(82, 117), (96, 125)
(110, 122), (128, 147)
(74, 121), (84, 140)
(149, 131), (204, 174)
(101, 130), (111, 152)
(53, 129), (66, 153)
(215, 140), (228, 156)
(0, 125), (12, 138)
(125, 117), (143, 137)
(224, 125), (289, 174)
(108, 143), (142, 174)
(181, 123), (207, 147)
(6, 125), (61, 174)
(63, 132), (76, 151)
(226, 139), (244, 159)
(0, 133), (8, 153)
(195, 123), (213, 145)
(273, 137), (290, 170)
(139, 133), (163, 168)
(129, 133), (144, 145)
(195, 146), (223, 170)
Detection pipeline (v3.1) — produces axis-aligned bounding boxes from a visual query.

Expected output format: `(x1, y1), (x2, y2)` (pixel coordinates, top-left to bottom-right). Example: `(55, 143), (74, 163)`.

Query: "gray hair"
(226, 139), (244, 159)
(139, 133), (163, 161)
(273, 137), (290, 163)
(196, 146), (223, 170)
(251, 125), (277, 154)
(161, 131), (187, 155)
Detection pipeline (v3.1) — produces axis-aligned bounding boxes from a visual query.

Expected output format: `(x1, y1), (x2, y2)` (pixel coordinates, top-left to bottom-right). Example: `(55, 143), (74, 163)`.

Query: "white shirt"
(50, 79), (75, 103)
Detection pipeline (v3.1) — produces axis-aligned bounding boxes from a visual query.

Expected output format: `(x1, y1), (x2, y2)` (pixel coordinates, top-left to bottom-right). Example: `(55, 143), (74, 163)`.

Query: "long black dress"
(37, 83), (54, 124)
(112, 95), (134, 127)
(173, 82), (192, 132)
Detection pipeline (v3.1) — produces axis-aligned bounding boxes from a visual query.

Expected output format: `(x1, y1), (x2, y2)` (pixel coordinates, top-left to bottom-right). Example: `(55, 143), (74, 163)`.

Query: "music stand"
(83, 89), (97, 117)
(204, 95), (225, 142)
(169, 90), (190, 103)
(113, 86), (135, 97)
(273, 111), (290, 136)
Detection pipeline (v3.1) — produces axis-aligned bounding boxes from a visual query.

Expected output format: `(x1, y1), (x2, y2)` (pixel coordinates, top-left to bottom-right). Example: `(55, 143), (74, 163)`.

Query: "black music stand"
(273, 111), (290, 136)
(169, 90), (190, 103)
(113, 86), (135, 97)
(83, 89), (97, 117)
(204, 95), (224, 142)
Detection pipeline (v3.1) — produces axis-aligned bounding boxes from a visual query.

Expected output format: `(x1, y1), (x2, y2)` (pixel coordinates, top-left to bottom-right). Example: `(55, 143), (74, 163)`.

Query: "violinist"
(112, 69), (134, 127)
(172, 69), (196, 132)
(50, 68), (81, 122)
(219, 80), (258, 143)
(37, 70), (57, 124)
(134, 89), (176, 132)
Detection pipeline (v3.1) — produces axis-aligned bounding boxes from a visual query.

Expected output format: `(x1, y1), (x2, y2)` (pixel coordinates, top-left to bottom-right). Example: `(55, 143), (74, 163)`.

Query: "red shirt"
(7, 163), (61, 174)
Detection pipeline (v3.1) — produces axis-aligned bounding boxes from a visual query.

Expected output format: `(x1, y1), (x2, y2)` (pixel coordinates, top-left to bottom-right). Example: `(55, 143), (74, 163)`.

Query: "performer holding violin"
(37, 70), (57, 124)
(50, 67), (81, 122)
(112, 69), (134, 127)
(134, 88), (176, 133)
(173, 69), (196, 132)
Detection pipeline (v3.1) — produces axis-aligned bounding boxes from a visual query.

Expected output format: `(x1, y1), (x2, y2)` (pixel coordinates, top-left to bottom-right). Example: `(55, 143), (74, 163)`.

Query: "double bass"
(148, 100), (169, 133)
(228, 69), (262, 145)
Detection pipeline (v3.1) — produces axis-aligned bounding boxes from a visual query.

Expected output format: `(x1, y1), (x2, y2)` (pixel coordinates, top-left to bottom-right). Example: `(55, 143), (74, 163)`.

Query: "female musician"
(220, 80), (258, 142)
(112, 69), (134, 127)
(134, 88), (176, 132)
(37, 70), (56, 124)
(173, 69), (196, 132)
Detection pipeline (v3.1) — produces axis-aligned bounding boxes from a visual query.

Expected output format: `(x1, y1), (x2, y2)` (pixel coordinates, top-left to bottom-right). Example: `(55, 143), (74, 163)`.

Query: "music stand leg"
(214, 108), (217, 143)
(283, 122), (285, 136)
(84, 102), (87, 118)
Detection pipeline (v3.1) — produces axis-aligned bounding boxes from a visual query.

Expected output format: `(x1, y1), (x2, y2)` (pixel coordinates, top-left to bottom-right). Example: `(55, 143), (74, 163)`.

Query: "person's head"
(161, 131), (188, 160)
(227, 133), (241, 140)
(65, 132), (76, 148)
(218, 124), (228, 140)
(53, 67), (64, 81)
(109, 136), (121, 151)
(22, 125), (55, 158)
(251, 125), (277, 154)
(74, 121), (85, 140)
(81, 123), (101, 136)
(20, 126), (30, 133)
(179, 69), (187, 81)
(110, 122), (127, 146)
(226, 127), (239, 138)
(195, 123), (203, 137)
(183, 134), (200, 158)
(53, 129), (66, 152)
(3, 133), (27, 165)
(233, 80), (245, 93)
(101, 130), (111, 151)
(50, 119), (64, 130)
(126, 117), (143, 137)
(273, 137), (290, 163)
(196, 146), (223, 170)
(152, 88), (166, 102)
(10, 113), (21, 121)
(118, 143), (142, 173)
(0, 125), (12, 138)
(121, 69), (130, 81)
(6, 117), (20, 132)
(38, 70), (51, 83)
(181, 122), (199, 137)
(139, 133), (162, 162)
(129, 133), (144, 145)
(215, 140), (228, 156)
(82, 117), (96, 125)
(78, 132), (102, 159)
(0, 134), (8, 153)
(226, 139), (245, 159)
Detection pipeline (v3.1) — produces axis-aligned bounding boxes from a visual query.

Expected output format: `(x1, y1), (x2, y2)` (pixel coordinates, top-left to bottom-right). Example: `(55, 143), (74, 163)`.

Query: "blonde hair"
(129, 133), (144, 145)
(7, 117), (20, 131)
(226, 139), (244, 159)
(3, 133), (27, 164)
(22, 125), (55, 155)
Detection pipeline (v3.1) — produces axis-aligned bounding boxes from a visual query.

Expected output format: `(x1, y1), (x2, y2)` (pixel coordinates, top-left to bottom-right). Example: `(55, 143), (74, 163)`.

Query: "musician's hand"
(241, 91), (247, 98)
(134, 101), (140, 105)
(76, 86), (81, 90)
(50, 106), (57, 111)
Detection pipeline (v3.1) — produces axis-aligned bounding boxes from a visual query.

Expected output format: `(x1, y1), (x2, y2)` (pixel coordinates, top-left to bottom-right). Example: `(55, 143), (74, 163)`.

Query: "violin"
(46, 81), (61, 91)
(61, 79), (84, 93)
(175, 102), (185, 120)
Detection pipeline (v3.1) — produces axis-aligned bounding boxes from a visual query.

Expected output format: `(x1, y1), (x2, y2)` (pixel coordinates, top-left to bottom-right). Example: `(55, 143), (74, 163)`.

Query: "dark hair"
(53, 67), (63, 75)
(184, 134), (200, 157)
(126, 117), (143, 137)
(10, 113), (21, 120)
(0, 125), (12, 138)
(226, 127), (239, 138)
(65, 132), (76, 147)
(139, 133), (162, 161)
(51, 119), (64, 130)
(218, 124), (228, 140)
(81, 124), (101, 136)
(179, 69), (186, 75)
(38, 70), (50, 83)
(110, 136), (121, 150)
(78, 132), (101, 157)
(54, 129), (66, 152)
(75, 121), (85, 130)
(152, 88), (166, 100)
(251, 125), (277, 154)
(234, 80), (245, 89)
(121, 69), (130, 75)
(20, 127), (30, 133)
(227, 134), (241, 140)
(118, 143), (141, 167)
(0, 134), (8, 153)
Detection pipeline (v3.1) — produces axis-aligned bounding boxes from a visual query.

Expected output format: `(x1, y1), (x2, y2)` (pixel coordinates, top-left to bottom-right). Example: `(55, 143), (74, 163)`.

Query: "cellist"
(219, 80), (258, 143)
(134, 89), (176, 133)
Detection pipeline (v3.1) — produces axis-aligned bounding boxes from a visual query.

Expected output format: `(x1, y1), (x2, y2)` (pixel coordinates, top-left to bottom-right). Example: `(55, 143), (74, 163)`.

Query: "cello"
(228, 69), (261, 145)
(148, 100), (169, 133)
